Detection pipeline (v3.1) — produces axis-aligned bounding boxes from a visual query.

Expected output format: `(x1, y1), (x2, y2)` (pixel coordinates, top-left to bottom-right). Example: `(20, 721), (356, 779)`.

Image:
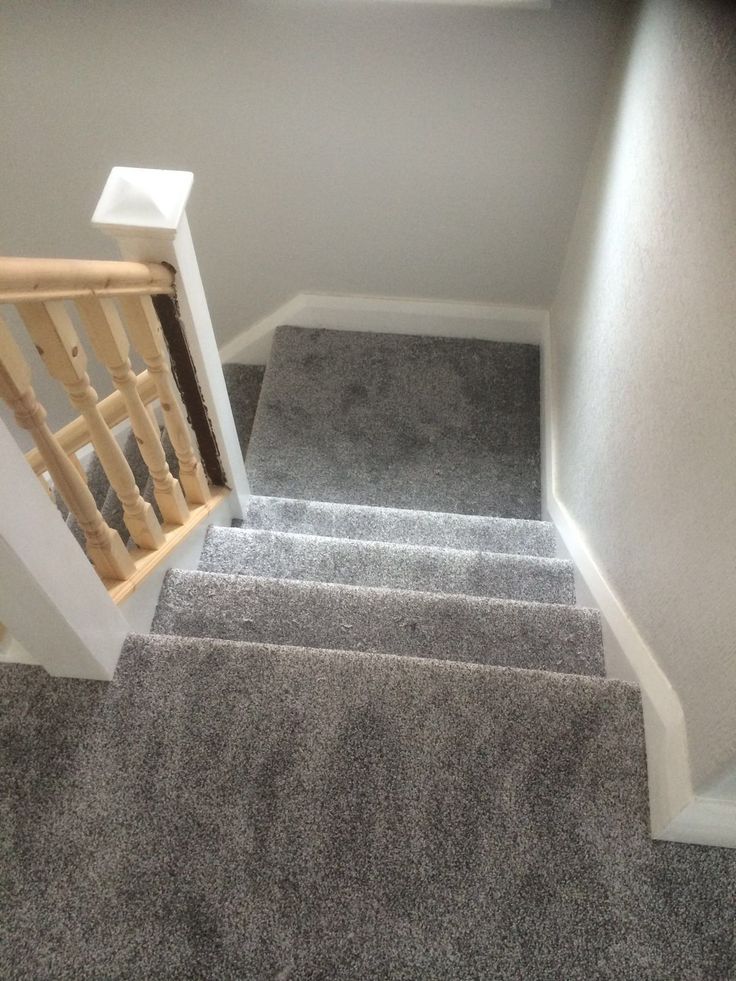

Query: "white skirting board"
(218, 293), (548, 364)
(538, 319), (736, 849)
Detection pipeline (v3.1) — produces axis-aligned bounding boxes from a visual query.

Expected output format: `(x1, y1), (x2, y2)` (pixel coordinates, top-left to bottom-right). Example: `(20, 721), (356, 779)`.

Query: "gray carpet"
(199, 525), (575, 604)
(65, 447), (117, 548)
(246, 326), (542, 518)
(241, 494), (557, 556)
(153, 568), (605, 677)
(2, 634), (735, 980)
(11, 328), (736, 976)
(223, 362), (265, 458)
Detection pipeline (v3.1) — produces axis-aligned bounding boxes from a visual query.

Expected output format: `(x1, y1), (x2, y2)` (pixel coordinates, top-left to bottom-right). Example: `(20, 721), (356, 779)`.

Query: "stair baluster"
(118, 295), (211, 506)
(75, 295), (190, 527)
(17, 300), (166, 551)
(0, 314), (135, 581)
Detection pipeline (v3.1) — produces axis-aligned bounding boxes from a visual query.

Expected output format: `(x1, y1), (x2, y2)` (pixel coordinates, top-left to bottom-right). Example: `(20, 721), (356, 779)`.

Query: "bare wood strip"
(0, 257), (173, 295)
(18, 301), (165, 552)
(0, 313), (134, 582)
(75, 295), (189, 526)
(119, 294), (211, 506)
(104, 487), (230, 604)
(25, 370), (156, 476)
(0, 285), (174, 304)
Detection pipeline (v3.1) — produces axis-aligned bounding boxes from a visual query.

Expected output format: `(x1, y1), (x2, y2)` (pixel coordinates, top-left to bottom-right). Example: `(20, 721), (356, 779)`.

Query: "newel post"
(92, 167), (250, 517)
(0, 417), (128, 680)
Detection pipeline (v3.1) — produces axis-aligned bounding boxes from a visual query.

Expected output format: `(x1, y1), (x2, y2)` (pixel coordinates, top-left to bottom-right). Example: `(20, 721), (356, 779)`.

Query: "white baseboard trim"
(658, 795), (736, 849)
(540, 322), (735, 848)
(546, 492), (693, 835)
(219, 292), (548, 364)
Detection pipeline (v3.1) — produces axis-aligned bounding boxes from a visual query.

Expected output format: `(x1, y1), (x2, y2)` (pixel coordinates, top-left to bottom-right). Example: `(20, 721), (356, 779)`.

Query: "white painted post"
(0, 417), (128, 679)
(92, 167), (250, 517)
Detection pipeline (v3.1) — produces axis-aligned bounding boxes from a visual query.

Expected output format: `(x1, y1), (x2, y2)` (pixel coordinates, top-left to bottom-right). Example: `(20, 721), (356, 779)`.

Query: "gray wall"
(1, 0), (624, 359)
(550, 0), (736, 795)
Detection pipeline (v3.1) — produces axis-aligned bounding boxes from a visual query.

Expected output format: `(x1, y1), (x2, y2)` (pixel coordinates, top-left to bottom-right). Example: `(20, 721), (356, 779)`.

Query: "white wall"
(550, 0), (736, 796)
(0, 0), (624, 363)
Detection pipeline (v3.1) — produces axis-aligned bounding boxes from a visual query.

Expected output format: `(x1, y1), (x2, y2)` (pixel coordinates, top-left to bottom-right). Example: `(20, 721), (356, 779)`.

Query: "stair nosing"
(132, 630), (629, 693)
(203, 523), (572, 569)
(246, 494), (556, 531)
(165, 566), (598, 617)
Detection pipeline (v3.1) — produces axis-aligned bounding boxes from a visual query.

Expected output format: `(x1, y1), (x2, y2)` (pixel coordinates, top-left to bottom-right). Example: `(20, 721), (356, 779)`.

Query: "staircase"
(2, 326), (734, 979)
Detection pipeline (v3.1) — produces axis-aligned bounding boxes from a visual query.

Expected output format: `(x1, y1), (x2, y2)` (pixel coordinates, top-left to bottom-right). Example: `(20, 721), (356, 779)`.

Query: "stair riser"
(199, 527), (576, 605)
(242, 496), (556, 557)
(153, 570), (605, 678)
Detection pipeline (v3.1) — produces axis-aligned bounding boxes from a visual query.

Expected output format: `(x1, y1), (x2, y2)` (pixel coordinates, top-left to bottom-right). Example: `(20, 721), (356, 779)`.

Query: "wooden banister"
(118, 294), (211, 506)
(0, 257), (174, 303)
(25, 370), (157, 475)
(75, 295), (190, 527)
(0, 315), (135, 582)
(18, 301), (165, 552)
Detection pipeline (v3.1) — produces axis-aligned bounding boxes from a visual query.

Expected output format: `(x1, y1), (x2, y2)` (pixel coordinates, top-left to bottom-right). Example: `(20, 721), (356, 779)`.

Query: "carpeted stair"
(3, 326), (735, 978)
(239, 493), (557, 554)
(245, 326), (543, 518)
(197, 525), (576, 603)
(153, 568), (604, 676)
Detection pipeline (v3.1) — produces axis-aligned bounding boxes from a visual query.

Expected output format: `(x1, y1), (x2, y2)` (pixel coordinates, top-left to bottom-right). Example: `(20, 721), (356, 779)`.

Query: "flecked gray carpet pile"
(4, 635), (735, 980)
(246, 326), (542, 518)
(2, 326), (735, 978)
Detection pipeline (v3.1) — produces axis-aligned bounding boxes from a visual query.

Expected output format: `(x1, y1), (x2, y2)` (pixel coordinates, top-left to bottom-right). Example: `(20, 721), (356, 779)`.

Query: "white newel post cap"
(92, 167), (194, 238)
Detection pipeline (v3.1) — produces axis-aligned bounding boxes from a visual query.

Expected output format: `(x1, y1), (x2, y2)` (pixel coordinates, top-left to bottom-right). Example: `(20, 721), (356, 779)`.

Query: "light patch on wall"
(341, 1), (551, 7)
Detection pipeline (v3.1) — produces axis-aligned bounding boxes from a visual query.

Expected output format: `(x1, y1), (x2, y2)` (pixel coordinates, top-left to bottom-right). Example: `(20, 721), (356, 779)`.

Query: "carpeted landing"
(245, 326), (543, 519)
(3, 635), (736, 980)
(3, 326), (735, 977)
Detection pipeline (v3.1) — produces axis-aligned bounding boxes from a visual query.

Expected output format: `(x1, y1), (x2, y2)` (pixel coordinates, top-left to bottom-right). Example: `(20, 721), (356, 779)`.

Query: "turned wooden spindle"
(17, 301), (165, 551)
(75, 294), (189, 526)
(0, 314), (135, 581)
(117, 294), (210, 506)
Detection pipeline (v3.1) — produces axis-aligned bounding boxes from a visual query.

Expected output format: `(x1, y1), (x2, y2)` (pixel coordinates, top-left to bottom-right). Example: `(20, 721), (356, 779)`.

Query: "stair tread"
(5, 631), (689, 980)
(223, 363), (265, 457)
(152, 568), (604, 677)
(241, 494), (556, 556)
(200, 524), (575, 604)
(246, 326), (542, 518)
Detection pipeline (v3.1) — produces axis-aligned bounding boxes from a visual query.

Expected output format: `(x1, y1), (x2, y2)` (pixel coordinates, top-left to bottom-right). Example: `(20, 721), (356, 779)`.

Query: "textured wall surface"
(551, 0), (736, 794)
(0, 0), (624, 352)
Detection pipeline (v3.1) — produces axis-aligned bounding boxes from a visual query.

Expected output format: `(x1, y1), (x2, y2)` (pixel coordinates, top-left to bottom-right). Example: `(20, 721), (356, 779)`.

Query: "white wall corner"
(218, 292), (549, 365)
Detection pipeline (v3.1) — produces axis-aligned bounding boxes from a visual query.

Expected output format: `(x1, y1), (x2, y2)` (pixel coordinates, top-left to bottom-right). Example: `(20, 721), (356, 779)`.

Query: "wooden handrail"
(25, 369), (157, 475)
(0, 257), (174, 303)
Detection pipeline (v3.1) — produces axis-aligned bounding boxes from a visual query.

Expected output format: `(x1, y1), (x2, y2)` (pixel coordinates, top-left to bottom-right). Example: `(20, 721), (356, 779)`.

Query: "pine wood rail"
(1, 231), (224, 607)
(0, 257), (174, 303)
(0, 317), (135, 581)
(25, 369), (157, 475)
